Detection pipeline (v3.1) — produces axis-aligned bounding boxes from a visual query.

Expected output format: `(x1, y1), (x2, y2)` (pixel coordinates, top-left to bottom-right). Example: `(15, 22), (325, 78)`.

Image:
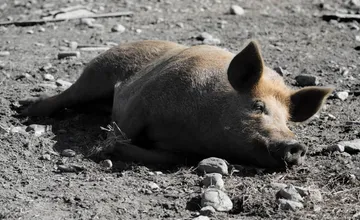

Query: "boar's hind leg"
(20, 60), (115, 117)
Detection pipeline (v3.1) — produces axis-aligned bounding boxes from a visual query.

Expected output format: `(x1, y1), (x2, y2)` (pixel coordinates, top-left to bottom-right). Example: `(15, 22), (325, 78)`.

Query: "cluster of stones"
(192, 157), (233, 219)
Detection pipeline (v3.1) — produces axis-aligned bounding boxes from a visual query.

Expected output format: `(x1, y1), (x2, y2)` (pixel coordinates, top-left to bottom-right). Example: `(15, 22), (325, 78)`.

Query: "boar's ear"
(227, 41), (264, 91)
(290, 87), (334, 122)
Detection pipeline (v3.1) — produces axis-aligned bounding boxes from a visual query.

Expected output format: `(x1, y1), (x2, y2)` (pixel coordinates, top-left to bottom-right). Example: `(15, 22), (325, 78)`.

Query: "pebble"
(274, 66), (290, 76)
(202, 173), (224, 190)
(80, 18), (95, 27)
(295, 74), (319, 86)
(198, 157), (228, 175)
(25, 124), (50, 137)
(334, 91), (349, 101)
(0, 124), (9, 134)
(199, 206), (216, 216)
(38, 27), (45, 32)
(10, 126), (27, 134)
(99, 159), (113, 169)
(61, 149), (76, 157)
(43, 73), (55, 81)
(40, 63), (53, 71)
(40, 154), (51, 161)
(39, 83), (57, 89)
(192, 216), (210, 220)
(201, 188), (233, 212)
(0, 51), (10, 57)
(34, 42), (45, 47)
(57, 164), (84, 173)
(55, 79), (72, 88)
(278, 198), (304, 211)
(230, 5), (245, 15)
(276, 184), (303, 202)
(136, 29), (142, 33)
(57, 51), (80, 59)
(26, 30), (34, 34)
(147, 182), (160, 191)
(196, 32), (221, 45)
(91, 23), (105, 30)
(338, 139), (360, 154)
(111, 24), (126, 33)
(68, 41), (78, 50)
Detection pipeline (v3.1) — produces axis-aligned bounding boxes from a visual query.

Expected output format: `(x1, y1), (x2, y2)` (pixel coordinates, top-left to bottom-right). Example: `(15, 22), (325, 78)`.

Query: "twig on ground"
(0, 11), (133, 27)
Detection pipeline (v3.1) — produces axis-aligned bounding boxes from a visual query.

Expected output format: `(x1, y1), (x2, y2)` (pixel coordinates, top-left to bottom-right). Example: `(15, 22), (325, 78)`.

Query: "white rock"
(335, 91), (349, 101)
(339, 139), (360, 154)
(26, 30), (34, 34)
(276, 184), (303, 202)
(196, 32), (221, 44)
(147, 182), (160, 191)
(55, 9), (94, 19)
(80, 18), (95, 27)
(56, 79), (72, 88)
(278, 198), (304, 211)
(61, 149), (76, 157)
(200, 206), (216, 216)
(203, 37), (221, 45)
(201, 188), (233, 212)
(198, 157), (228, 175)
(295, 74), (319, 86)
(38, 27), (45, 32)
(230, 5), (245, 15)
(0, 51), (10, 56)
(43, 73), (54, 81)
(202, 173), (224, 190)
(100, 159), (113, 169)
(69, 41), (78, 50)
(10, 126), (27, 134)
(0, 124), (9, 134)
(111, 24), (126, 33)
(40, 154), (51, 161)
(26, 124), (50, 137)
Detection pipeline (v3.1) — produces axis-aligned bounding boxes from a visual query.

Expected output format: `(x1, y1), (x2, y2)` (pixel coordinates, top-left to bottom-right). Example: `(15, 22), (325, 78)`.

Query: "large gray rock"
(197, 157), (228, 175)
(201, 188), (233, 212)
(276, 184), (303, 202)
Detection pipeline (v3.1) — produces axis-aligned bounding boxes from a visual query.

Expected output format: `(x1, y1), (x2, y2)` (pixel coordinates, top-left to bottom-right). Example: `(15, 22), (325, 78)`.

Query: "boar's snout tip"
(283, 141), (307, 166)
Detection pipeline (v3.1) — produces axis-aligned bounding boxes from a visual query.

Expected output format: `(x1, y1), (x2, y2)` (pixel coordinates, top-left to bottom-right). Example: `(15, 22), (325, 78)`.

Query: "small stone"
(61, 149), (76, 157)
(230, 5), (245, 15)
(192, 216), (210, 220)
(111, 24), (126, 33)
(195, 32), (221, 45)
(68, 41), (78, 50)
(40, 63), (53, 71)
(80, 18), (95, 27)
(26, 124), (50, 137)
(327, 144), (345, 152)
(334, 91), (349, 101)
(91, 23), (104, 30)
(10, 126), (27, 134)
(278, 198), (304, 211)
(199, 206), (216, 216)
(43, 73), (54, 81)
(26, 30), (34, 34)
(35, 42), (45, 47)
(327, 113), (336, 120)
(338, 139), (360, 154)
(57, 164), (84, 173)
(276, 184), (303, 202)
(55, 79), (72, 88)
(356, 35), (360, 42)
(176, 22), (184, 28)
(0, 51), (10, 57)
(202, 173), (224, 190)
(99, 159), (113, 169)
(147, 182), (160, 191)
(295, 74), (319, 86)
(136, 29), (142, 33)
(351, 0), (360, 7)
(57, 51), (80, 59)
(155, 171), (163, 175)
(38, 27), (45, 32)
(55, 9), (94, 20)
(40, 154), (51, 161)
(39, 83), (57, 89)
(198, 157), (228, 175)
(201, 188), (233, 212)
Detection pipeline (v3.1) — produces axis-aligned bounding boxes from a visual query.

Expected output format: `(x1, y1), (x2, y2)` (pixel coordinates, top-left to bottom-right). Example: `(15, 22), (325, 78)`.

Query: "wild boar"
(20, 40), (333, 168)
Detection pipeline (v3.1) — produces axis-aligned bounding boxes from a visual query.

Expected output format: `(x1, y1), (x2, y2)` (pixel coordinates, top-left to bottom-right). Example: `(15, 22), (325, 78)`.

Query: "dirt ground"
(1, 0), (360, 219)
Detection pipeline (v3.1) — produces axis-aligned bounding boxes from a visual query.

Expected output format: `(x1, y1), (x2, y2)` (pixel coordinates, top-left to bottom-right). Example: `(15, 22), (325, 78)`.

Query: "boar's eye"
(252, 100), (266, 114)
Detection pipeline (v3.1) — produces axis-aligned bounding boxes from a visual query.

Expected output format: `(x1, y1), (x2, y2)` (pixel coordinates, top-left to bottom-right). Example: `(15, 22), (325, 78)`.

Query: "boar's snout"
(271, 140), (307, 166)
